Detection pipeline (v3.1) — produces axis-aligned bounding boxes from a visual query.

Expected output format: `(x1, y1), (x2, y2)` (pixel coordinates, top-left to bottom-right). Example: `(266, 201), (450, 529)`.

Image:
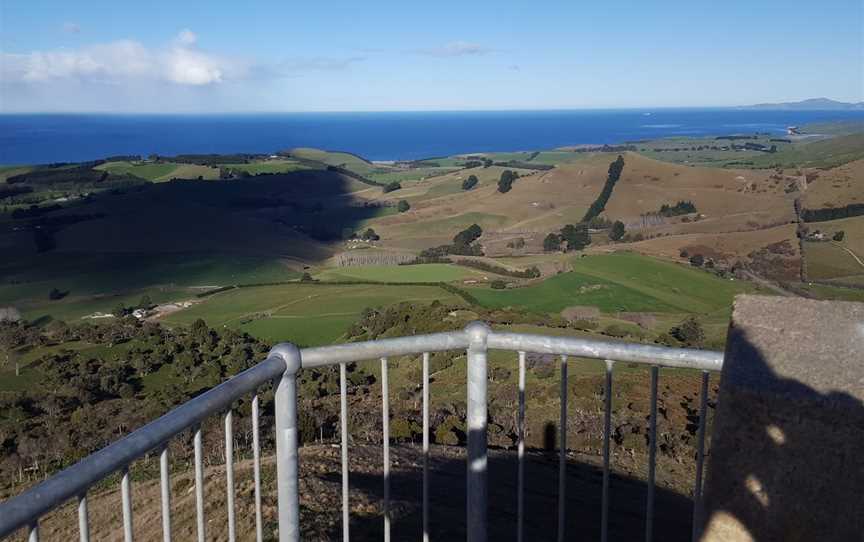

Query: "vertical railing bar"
(381, 356), (391, 542)
(252, 394), (264, 542)
(691, 370), (710, 542)
(225, 410), (236, 542)
(272, 344), (301, 542)
(557, 354), (567, 542)
(160, 447), (172, 542)
(422, 352), (430, 542)
(193, 427), (205, 542)
(27, 521), (38, 542)
(77, 494), (90, 542)
(121, 466), (133, 542)
(517, 351), (526, 542)
(646, 366), (659, 542)
(340, 363), (351, 542)
(465, 322), (489, 542)
(601, 359), (614, 542)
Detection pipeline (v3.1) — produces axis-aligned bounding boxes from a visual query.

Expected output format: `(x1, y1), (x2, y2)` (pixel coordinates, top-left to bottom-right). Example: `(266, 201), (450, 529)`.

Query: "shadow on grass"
(323, 447), (694, 542)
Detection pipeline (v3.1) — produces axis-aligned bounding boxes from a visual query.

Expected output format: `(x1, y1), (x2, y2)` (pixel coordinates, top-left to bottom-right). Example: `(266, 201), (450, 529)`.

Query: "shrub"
(497, 170), (517, 193)
(462, 175), (479, 190)
(397, 200), (410, 213)
(570, 319), (599, 331)
(609, 220), (626, 241)
(383, 181), (402, 193)
(689, 254), (705, 267)
(560, 223), (591, 251)
(543, 233), (562, 252)
(360, 228), (380, 241)
(490, 280), (507, 289)
(453, 224), (483, 246)
(670, 317), (705, 347)
(603, 324), (631, 338)
(833, 231), (846, 242)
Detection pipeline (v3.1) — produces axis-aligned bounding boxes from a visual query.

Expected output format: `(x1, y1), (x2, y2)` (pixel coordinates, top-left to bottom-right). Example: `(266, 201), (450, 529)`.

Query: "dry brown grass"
(610, 224), (800, 265)
(801, 159), (864, 209)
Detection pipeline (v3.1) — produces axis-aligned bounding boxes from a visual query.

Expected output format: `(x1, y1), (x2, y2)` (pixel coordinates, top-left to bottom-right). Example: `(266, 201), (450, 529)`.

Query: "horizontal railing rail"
(0, 325), (723, 542)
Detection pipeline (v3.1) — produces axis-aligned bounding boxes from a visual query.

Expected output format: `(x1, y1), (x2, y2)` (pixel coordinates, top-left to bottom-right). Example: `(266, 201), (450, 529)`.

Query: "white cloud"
(2, 30), (238, 87)
(416, 41), (493, 57)
(62, 22), (81, 34)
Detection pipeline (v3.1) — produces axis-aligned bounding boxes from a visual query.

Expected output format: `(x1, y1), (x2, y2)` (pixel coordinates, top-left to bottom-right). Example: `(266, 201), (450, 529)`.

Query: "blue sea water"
(1, 109), (863, 165)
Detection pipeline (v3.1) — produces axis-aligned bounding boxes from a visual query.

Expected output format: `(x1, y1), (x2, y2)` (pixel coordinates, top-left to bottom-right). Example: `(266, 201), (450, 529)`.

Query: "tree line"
(582, 155), (625, 222)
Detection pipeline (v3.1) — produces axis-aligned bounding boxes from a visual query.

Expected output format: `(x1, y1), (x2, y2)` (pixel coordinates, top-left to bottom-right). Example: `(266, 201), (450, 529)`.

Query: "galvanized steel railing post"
(465, 322), (490, 542)
(270, 343), (302, 542)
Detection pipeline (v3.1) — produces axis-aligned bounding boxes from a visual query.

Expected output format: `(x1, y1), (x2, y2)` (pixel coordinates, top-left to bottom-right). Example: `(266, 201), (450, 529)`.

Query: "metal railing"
(0, 323), (723, 542)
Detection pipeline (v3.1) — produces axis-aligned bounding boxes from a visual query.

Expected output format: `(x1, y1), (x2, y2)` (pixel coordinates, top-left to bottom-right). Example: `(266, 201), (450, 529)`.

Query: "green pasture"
(163, 282), (464, 346)
(469, 252), (754, 316)
(0, 252), (298, 320)
(314, 263), (480, 283)
(222, 160), (311, 174)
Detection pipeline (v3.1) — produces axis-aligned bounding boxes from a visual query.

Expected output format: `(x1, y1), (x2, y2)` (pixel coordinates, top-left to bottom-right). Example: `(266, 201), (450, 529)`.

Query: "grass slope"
(469, 252), (752, 315)
(1, 253), (299, 321)
(163, 283), (463, 345)
(314, 263), (480, 283)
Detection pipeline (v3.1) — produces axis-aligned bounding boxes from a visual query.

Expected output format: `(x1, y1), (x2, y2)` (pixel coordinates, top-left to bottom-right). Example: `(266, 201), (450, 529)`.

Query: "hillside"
(744, 98), (864, 110)
(9, 443), (698, 542)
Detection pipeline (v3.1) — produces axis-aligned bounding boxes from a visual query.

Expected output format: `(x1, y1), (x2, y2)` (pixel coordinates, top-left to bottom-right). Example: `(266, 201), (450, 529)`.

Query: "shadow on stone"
(699, 295), (864, 541)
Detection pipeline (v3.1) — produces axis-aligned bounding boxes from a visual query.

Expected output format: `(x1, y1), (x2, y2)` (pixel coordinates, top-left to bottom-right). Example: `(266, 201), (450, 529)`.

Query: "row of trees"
(658, 200), (697, 217)
(582, 155), (625, 222)
(802, 203), (864, 223)
(419, 224), (484, 258)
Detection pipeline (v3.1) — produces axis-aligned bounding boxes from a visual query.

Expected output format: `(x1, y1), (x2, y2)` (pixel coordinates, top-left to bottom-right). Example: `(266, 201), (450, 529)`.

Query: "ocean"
(1, 109), (862, 165)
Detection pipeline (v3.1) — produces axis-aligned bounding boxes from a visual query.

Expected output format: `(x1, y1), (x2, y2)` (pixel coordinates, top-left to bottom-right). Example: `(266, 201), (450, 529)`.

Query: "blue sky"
(1, 0), (861, 112)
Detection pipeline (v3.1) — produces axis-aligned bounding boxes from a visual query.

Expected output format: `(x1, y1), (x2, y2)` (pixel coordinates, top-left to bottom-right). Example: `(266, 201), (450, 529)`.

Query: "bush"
(609, 220), (626, 241)
(383, 181), (402, 193)
(570, 319), (599, 331)
(603, 324), (631, 338)
(360, 228), (380, 241)
(462, 175), (479, 190)
(497, 170), (517, 193)
(689, 254), (705, 267)
(434, 415), (464, 445)
(453, 224), (483, 246)
(679, 249), (689, 258)
(560, 223), (591, 251)
(543, 233), (562, 252)
(490, 280), (507, 289)
(670, 317), (705, 347)
(833, 231), (846, 242)
(397, 200), (410, 213)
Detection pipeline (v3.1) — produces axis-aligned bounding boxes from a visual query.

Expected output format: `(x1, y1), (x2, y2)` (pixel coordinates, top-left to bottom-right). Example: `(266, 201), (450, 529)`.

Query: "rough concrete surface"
(700, 295), (864, 542)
